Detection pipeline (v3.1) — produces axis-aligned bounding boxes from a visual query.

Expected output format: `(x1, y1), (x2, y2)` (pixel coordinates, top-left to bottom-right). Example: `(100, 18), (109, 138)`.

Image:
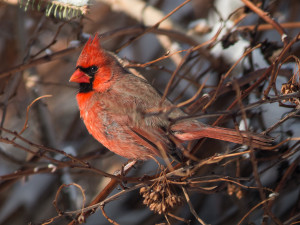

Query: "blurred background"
(0, 0), (300, 224)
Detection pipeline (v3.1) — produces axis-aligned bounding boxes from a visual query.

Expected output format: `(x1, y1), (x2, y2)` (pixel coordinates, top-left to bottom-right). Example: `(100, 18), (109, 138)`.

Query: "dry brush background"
(0, 0), (300, 224)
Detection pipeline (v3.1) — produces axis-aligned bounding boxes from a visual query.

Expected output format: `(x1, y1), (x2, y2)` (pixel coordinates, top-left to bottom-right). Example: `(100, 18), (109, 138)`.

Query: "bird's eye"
(77, 66), (98, 76)
(89, 66), (98, 74)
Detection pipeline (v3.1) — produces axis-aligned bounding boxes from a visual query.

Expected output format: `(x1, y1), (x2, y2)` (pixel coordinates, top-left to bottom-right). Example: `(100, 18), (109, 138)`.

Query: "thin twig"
(240, 0), (287, 42)
(237, 196), (277, 225)
(116, 0), (192, 52)
(181, 186), (208, 225)
(100, 205), (120, 225)
(67, 160), (137, 225)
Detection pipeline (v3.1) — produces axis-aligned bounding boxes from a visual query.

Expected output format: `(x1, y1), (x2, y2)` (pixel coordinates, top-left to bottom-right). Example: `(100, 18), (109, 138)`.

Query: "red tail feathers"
(172, 123), (272, 149)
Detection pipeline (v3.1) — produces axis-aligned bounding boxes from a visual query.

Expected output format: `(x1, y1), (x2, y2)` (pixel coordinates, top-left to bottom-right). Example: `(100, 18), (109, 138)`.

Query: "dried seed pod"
(149, 203), (156, 211)
(140, 187), (147, 194)
(154, 184), (162, 192)
(143, 198), (150, 205)
(161, 203), (167, 213)
(156, 203), (162, 213)
(153, 193), (160, 201)
(281, 82), (300, 104)
(149, 192), (156, 199)
(236, 189), (243, 199)
(176, 196), (183, 205)
(171, 196), (177, 204)
(227, 183), (234, 196)
(167, 197), (174, 208)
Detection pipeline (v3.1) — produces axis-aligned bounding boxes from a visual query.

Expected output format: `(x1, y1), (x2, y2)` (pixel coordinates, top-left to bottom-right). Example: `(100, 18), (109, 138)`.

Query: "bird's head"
(70, 34), (114, 93)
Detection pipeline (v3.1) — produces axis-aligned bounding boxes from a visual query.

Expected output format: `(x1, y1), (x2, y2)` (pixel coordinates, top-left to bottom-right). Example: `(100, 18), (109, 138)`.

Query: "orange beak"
(69, 70), (91, 83)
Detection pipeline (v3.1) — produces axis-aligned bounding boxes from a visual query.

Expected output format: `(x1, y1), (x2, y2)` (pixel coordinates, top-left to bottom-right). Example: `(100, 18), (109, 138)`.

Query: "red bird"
(70, 34), (271, 160)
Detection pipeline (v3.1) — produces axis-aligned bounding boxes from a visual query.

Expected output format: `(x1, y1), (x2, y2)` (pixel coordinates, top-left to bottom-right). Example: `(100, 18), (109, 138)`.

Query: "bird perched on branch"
(70, 34), (272, 161)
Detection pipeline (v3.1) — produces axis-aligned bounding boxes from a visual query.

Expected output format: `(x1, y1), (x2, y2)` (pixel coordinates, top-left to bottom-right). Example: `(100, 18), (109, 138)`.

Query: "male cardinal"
(70, 34), (271, 161)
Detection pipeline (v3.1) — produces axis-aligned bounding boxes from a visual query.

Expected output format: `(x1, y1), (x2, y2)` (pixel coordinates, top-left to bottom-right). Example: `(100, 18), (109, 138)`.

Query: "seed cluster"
(140, 183), (183, 214)
(281, 83), (300, 105)
(227, 183), (243, 199)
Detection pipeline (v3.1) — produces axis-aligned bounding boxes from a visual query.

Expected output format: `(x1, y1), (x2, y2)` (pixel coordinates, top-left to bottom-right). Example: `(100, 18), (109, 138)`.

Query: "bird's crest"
(77, 33), (105, 67)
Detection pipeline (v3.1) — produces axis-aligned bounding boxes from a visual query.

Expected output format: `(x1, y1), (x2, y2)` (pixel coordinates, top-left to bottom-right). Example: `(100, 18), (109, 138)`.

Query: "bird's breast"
(76, 92), (122, 148)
